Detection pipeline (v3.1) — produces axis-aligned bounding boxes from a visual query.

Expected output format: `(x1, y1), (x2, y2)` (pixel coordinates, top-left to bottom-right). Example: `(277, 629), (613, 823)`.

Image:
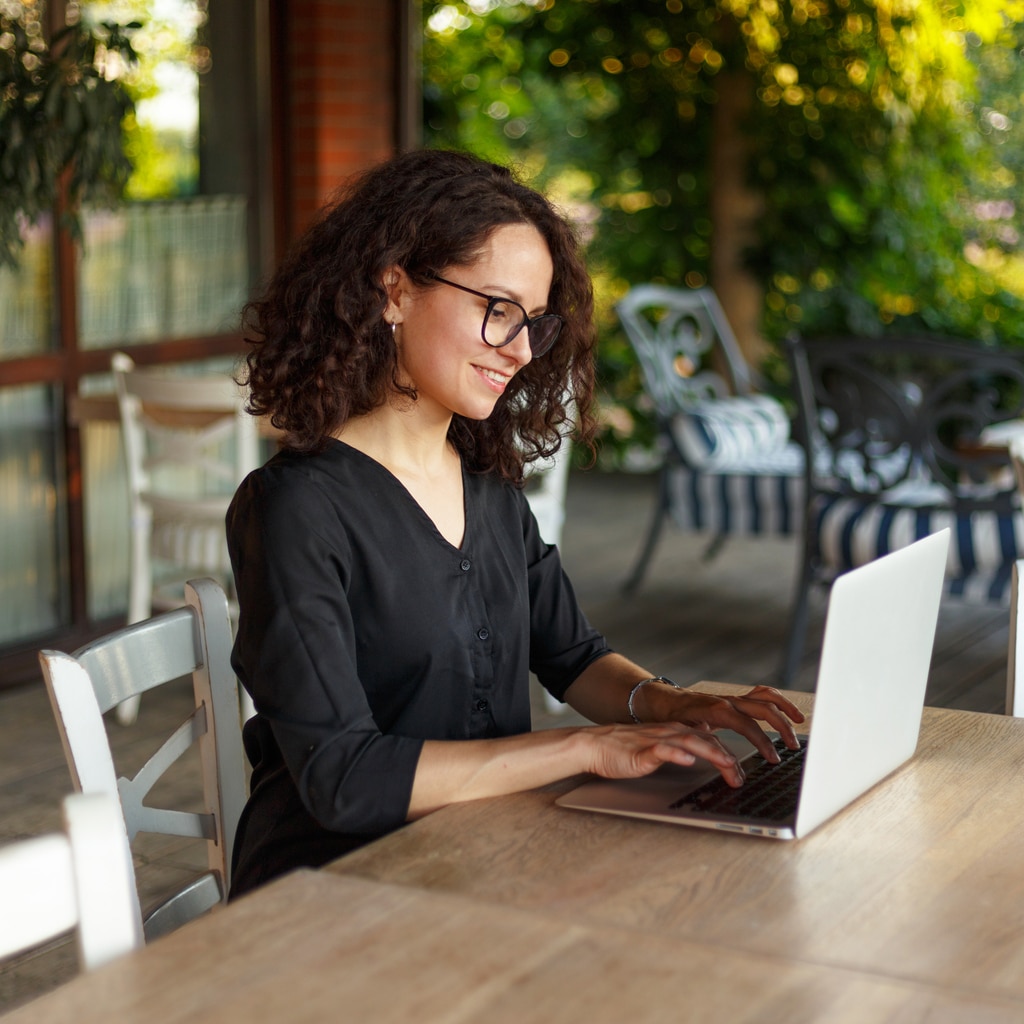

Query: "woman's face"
(389, 222), (554, 423)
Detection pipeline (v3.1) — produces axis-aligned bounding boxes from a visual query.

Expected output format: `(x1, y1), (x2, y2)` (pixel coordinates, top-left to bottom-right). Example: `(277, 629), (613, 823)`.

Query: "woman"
(227, 149), (803, 897)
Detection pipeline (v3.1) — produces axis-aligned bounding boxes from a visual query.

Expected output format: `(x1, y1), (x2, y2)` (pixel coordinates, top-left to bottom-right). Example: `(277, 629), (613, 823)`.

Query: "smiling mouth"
(477, 366), (510, 387)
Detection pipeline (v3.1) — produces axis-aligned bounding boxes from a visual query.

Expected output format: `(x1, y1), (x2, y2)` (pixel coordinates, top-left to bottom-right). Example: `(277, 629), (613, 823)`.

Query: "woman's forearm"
(405, 656), (807, 820)
(407, 727), (594, 818)
(562, 651), (660, 724)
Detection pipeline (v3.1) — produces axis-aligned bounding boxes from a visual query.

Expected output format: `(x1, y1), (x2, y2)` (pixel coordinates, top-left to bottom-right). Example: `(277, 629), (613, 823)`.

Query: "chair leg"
(622, 469), (671, 595)
(779, 543), (816, 687)
(701, 533), (728, 562)
(116, 531), (152, 727)
(115, 697), (142, 726)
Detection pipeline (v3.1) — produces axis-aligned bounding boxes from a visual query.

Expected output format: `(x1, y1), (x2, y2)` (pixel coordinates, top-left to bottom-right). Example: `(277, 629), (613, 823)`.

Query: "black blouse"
(226, 440), (609, 895)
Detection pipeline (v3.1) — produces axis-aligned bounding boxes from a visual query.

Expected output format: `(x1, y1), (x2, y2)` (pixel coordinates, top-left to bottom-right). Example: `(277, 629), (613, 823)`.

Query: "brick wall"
(281, 0), (400, 242)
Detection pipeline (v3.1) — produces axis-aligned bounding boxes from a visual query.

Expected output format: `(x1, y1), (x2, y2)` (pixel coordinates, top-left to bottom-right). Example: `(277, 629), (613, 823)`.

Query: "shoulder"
(466, 467), (526, 501)
(466, 468), (531, 519)
(228, 443), (374, 530)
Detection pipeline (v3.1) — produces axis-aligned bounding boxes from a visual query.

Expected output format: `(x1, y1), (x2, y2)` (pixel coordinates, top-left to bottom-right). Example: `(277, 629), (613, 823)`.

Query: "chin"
(450, 396), (503, 422)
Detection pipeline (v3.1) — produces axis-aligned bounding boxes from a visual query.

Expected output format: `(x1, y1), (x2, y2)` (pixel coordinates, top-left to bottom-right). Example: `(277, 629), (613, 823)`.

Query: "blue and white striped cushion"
(812, 494), (1024, 602)
(666, 465), (804, 536)
(671, 395), (794, 470)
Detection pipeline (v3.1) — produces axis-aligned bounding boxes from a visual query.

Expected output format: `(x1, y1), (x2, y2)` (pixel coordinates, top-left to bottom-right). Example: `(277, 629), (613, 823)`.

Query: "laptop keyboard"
(669, 738), (806, 821)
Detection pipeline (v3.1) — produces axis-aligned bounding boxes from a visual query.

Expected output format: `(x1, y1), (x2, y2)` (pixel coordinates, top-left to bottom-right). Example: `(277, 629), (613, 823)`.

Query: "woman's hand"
(649, 684), (806, 764)
(410, 719), (747, 818)
(582, 722), (747, 787)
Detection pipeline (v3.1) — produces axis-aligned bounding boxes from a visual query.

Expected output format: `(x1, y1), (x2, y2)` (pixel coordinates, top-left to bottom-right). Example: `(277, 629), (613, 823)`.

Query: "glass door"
(0, 0), (271, 685)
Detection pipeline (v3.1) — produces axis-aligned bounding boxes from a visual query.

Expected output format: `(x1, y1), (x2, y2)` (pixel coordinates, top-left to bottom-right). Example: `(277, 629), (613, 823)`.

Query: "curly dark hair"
(240, 148), (596, 484)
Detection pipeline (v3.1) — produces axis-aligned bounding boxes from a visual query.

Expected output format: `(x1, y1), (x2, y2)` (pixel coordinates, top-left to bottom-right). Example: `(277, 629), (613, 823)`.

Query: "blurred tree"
(0, 6), (137, 267)
(82, 0), (206, 199)
(423, 0), (1024, 461)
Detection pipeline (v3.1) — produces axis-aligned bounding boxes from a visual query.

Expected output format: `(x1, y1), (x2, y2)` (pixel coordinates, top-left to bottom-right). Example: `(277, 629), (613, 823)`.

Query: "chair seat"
(812, 493), (1024, 602)
(666, 456), (805, 536)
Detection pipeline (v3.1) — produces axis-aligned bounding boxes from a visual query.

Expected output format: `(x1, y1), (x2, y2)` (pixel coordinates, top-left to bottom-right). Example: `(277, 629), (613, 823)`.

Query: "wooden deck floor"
(0, 468), (1012, 1012)
(558, 470), (1011, 713)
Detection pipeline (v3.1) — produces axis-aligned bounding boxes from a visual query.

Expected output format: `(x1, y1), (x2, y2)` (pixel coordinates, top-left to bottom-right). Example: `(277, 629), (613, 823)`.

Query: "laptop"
(556, 528), (951, 840)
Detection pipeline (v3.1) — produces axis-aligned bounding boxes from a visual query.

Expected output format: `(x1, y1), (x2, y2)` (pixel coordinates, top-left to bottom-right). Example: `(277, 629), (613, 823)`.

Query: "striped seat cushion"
(663, 394), (806, 536)
(671, 395), (793, 470)
(666, 464), (804, 536)
(812, 493), (1024, 602)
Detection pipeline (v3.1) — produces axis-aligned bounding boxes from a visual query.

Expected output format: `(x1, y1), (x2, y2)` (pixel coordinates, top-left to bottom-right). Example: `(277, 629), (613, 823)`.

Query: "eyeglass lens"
(483, 299), (561, 356)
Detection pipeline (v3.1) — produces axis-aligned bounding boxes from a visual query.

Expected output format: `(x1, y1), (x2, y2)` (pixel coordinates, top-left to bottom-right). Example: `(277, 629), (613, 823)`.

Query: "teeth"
(480, 368), (508, 384)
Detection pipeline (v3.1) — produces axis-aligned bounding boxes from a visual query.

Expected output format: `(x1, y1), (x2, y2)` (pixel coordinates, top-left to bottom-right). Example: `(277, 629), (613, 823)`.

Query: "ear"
(381, 265), (410, 326)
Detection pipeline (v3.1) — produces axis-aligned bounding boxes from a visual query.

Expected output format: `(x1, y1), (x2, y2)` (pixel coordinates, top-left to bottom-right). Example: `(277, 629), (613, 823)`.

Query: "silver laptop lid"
(794, 528), (949, 837)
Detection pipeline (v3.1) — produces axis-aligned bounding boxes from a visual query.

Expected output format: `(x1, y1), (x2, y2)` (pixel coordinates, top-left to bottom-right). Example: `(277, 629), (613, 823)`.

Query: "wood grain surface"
(9, 869), (1024, 1024)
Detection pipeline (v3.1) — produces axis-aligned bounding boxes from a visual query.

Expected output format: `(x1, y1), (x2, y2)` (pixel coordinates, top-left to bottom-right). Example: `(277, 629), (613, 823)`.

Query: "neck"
(334, 401), (455, 479)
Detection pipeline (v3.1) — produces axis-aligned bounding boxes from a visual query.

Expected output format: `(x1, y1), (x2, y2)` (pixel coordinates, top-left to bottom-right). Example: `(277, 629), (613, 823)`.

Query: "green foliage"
(89, 0), (205, 199)
(422, 0), (1024, 461)
(0, 11), (138, 267)
(122, 118), (198, 198)
(743, 3), (1024, 346)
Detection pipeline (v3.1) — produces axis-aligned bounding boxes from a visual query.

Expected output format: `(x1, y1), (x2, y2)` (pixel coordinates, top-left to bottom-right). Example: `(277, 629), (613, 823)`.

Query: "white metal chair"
(0, 791), (143, 971)
(112, 351), (260, 724)
(615, 284), (805, 594)
(39, 577), (247, 942)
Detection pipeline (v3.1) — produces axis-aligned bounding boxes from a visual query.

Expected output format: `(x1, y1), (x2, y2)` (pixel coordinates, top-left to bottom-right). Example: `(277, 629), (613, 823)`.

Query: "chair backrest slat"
(73, 609), (200, 711)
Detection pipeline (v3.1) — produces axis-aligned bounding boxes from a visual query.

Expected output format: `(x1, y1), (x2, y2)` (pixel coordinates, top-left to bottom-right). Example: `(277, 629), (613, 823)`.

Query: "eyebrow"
(479, 283), (549, 317)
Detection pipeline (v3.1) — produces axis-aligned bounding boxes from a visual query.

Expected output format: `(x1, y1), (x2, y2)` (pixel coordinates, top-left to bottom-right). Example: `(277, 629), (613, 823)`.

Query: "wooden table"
(9, 870), (1024, 1023)
(329, 684), (1024, 1012)
(9, 685), (1024, 1021)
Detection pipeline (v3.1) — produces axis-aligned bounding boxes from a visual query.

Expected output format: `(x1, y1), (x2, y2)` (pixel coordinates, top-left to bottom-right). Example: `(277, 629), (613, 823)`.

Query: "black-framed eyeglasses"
(429, 274), (564, 357)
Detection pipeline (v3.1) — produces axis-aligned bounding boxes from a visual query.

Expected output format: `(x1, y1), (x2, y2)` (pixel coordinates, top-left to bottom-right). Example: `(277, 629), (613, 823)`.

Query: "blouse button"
(476, 627), (489, 641)
(476, 699), (490, 713)
(460, 559), (471, 572)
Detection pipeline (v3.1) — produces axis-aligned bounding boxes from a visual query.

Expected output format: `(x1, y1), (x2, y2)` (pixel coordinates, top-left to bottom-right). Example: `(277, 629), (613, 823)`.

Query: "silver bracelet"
(627, 675), (682, 723)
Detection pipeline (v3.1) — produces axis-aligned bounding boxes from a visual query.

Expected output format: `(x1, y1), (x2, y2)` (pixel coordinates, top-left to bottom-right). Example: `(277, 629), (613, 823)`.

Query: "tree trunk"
(710, 69), (766, 374)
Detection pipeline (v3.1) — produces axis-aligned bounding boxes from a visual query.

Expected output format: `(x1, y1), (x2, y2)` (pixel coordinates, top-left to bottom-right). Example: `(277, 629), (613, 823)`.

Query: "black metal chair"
(783, 332), (1024, 684)
(616, 284), (805, 593)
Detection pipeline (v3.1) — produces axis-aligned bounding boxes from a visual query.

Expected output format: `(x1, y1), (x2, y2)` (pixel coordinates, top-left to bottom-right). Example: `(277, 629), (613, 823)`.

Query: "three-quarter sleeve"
(228, 468), (424, 836)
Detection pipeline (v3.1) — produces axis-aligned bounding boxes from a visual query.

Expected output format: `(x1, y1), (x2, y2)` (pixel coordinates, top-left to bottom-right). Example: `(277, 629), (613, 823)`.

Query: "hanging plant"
(0, 12), (138, 268)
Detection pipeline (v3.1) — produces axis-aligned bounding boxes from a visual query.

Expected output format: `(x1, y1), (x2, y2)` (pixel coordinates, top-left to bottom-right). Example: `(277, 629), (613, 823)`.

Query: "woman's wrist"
(627, 675), (683, 724)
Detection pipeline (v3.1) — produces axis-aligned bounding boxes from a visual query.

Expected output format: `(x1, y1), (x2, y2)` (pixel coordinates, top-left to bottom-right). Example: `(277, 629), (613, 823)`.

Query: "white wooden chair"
(112, 352), (260, 724)
(524, 434), (574, 716)
(1008, 561), (1024, 717)
(524, 435), (574, 549)
(0, 792), (143, 971)
(1007, 436), (1024, 716)
(38, 577), (247, 942)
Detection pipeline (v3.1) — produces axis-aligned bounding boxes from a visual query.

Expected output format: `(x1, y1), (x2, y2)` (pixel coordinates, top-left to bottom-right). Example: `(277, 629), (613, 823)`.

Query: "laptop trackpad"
(556, 730), (759, 814)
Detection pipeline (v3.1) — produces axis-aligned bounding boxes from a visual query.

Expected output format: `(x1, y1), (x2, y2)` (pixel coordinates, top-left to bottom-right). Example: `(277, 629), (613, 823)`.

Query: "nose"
(502, 324), (533, 368)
